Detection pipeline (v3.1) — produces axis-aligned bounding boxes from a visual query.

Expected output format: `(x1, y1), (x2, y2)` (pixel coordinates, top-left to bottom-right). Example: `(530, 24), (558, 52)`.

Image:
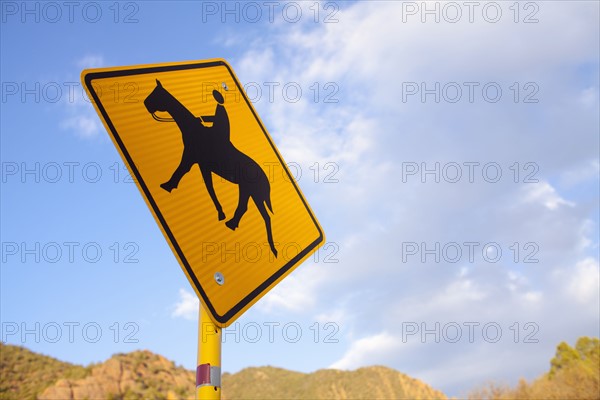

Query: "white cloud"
(523, 291), (543, 303)
(315, 308), (348, 326)
(59, 54), (105, 139)
(172, 288), (199, 320)
(567, 257), (600, 304)
(76, 55), (105, 69)
(60, 115), (100, 138)
(521, 181), (575, 210)
(329, 332), (401, 370)
(256, 265), (322, 313)
(559, 159), (600, 187)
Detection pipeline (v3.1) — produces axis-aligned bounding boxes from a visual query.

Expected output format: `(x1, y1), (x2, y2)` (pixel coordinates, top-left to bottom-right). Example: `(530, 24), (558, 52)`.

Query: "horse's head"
(144, 79), (169, 115)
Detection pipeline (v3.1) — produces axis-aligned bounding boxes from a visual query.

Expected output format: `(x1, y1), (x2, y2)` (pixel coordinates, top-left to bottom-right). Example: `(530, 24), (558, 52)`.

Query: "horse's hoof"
(160, 183), (174, 193)
(225, 220), (237, 231)
(218, 211), (226, 221)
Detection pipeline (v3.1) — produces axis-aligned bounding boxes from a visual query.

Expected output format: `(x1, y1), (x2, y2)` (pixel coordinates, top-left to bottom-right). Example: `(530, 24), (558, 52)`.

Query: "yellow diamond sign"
(82, 59), (325, 326)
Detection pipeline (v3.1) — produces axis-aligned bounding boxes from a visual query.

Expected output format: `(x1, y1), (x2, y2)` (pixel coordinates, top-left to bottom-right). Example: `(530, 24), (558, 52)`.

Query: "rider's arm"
(201, 115), (215, 122)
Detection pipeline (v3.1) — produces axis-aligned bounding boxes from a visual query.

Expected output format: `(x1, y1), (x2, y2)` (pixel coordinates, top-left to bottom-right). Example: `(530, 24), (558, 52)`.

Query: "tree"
(550, 341), (581, 377)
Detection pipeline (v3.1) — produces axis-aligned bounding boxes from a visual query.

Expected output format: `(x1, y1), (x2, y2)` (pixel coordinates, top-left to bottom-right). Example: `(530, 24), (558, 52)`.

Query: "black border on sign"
(83, 60), (324, 325)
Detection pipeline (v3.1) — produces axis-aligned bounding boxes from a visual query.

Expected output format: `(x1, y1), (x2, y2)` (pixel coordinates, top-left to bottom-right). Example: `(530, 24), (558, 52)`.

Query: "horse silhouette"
(144, 79), (277, 258)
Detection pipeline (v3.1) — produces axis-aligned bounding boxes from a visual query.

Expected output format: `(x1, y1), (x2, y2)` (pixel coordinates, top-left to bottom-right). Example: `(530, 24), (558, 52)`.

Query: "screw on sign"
(82, 59), (325, 399)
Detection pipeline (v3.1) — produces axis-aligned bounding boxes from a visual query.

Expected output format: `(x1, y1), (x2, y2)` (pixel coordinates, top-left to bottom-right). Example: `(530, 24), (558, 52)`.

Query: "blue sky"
(1, 1), (599, 397)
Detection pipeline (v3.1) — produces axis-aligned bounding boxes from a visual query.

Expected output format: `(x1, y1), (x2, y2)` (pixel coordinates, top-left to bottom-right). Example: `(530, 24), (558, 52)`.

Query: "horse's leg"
(254, 197), (277, 258)
(225, 186), (249, 231)
(161, 152), (193, 192)
(200, 166), (225, 221)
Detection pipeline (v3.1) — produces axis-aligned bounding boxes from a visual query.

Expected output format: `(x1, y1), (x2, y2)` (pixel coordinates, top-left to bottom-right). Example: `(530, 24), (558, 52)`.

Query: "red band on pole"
(196, 363), (211, 386)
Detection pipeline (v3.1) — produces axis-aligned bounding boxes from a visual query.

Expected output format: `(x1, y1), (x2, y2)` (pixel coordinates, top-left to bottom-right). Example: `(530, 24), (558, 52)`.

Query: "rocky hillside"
(0, 343), (446, 399)
(3, 338), (598, 399)
(221, 366), (447, 399)
(0, 343), (194, 400)
(0, 343), (89, 400)
(36, 350), (194, 400)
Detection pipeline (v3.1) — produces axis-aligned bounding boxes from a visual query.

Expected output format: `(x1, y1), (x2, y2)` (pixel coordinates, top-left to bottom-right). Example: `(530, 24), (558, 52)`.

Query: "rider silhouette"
(202, 90), (230, 144)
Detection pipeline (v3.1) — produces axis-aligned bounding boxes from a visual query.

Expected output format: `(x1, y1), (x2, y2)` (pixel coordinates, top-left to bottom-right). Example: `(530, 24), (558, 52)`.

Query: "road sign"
(82, 59), (325, 327)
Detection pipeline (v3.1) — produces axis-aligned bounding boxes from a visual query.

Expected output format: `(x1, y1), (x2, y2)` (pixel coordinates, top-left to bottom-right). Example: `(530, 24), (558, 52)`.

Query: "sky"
(1, 1), (599, 398)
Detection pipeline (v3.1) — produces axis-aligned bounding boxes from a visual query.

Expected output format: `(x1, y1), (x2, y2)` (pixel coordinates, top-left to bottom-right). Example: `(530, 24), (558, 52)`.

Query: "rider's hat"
(213, 90), (224, 104)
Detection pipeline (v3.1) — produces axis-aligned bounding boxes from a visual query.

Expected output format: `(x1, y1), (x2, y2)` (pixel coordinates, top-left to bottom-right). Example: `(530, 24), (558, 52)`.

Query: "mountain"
(36, 350), (195, 400)
(4, 337), (596, 399)
(221, 366), (447, 399)
(0, 343), (446, 399)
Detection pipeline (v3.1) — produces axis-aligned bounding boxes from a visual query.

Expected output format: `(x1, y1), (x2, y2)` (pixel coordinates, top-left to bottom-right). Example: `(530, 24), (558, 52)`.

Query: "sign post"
(197, 304), (222, 399)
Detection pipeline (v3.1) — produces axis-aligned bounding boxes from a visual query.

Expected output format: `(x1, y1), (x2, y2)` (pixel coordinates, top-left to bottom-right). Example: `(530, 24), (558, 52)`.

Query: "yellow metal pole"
(196, 304), (222, 400)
